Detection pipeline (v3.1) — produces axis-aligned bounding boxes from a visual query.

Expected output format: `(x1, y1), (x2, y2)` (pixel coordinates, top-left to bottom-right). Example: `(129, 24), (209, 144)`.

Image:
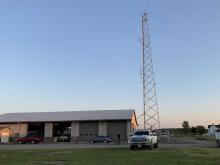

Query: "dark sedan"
(90, 136), (112, 143)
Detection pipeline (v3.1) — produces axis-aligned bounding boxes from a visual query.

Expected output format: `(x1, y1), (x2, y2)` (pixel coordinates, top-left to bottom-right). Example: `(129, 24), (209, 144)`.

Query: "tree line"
(181, 121), (206, 135)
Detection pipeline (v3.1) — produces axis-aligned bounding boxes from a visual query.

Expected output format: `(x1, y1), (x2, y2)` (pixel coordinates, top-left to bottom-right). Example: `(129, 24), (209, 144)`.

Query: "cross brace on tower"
(139, 12), (160, 131)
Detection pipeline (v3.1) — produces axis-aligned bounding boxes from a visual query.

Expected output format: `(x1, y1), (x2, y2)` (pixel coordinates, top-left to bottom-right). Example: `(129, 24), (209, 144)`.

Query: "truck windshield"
(134, 131), (149, 136)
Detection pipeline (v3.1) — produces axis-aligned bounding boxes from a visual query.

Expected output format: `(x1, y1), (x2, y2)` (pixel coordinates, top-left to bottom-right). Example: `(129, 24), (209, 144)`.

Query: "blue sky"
(0, 0), (219, 128)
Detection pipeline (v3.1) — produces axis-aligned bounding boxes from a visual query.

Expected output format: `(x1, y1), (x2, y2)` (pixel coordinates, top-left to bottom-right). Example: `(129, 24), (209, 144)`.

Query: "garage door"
(107, 121), (127, 142)
(1, 132), (9, 143)
(79, 121), (98, 142)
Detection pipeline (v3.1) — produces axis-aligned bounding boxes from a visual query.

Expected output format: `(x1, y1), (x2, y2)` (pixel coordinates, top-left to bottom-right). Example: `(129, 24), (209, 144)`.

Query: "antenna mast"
(140, 11), (160, 130)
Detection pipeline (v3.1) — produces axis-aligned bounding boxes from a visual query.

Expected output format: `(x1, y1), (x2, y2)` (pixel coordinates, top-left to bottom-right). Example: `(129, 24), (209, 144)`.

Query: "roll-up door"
(107, 121), (127, 142)
(79, 121), (98, 142)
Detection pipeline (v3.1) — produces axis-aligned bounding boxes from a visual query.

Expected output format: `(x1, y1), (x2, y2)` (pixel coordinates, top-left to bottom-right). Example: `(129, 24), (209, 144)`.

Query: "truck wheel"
(18, 141), (22, 144)
(148, 143), (153, 150)
(218, 141), (220, 147)
(153, 142), (159, 148)
(31, 141), (35, 144)
(130, 146), (135, 150)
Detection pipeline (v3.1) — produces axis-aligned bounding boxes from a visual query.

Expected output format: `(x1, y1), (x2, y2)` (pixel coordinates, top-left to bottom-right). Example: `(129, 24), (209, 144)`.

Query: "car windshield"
(134, 131), (149, 136)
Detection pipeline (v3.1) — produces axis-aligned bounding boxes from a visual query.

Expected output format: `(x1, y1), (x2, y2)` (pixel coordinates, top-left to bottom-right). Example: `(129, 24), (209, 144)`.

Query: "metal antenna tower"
(140, 12), (160, 130)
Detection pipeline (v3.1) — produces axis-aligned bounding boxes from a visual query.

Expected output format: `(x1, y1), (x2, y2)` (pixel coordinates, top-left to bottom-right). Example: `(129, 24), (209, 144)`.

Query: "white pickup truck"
(215, 129), (220, 147)
(130, 129), (158, 150)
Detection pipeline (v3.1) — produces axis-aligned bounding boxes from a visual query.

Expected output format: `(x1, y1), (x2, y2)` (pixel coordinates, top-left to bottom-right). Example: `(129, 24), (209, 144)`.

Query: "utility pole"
(140, 12), (160, 131)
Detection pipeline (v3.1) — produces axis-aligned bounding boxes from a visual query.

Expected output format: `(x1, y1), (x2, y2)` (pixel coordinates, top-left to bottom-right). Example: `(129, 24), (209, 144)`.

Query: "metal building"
(0, 110), (137, 143)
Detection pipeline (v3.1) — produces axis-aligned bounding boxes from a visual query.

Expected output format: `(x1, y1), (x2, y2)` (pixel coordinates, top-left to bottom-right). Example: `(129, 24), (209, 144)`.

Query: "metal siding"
(79, 121), (98, 142)
(107, 121), (127, 142)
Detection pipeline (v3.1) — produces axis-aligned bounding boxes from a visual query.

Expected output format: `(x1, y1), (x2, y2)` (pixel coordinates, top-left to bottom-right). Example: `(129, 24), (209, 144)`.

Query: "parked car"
(160, 133), (167, 138)
(90, 136), (112, 143)
(130, 130), (158, 150)
(58, 135), (70, 142)
(215, 129), (220, 147)
(57, 127), (71, 142)
(17, 136), (42, 144)
(17, 131), (42, 144)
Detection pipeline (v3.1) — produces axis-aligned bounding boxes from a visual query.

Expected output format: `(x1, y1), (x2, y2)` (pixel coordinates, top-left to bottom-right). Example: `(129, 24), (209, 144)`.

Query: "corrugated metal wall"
(79, 121), (98, 142)
(107, 121), (127, 142)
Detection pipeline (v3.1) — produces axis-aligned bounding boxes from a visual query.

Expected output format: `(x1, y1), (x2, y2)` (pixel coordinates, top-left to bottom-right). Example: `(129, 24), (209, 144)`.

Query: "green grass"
(0, 147), (220, 165)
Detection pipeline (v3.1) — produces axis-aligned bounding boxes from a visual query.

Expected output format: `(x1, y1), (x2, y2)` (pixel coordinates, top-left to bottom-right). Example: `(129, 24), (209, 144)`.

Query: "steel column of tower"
(140, 12), (160, 130)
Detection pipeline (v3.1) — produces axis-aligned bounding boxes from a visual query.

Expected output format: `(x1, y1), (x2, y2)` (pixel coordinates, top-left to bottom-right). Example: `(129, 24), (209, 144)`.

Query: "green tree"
(182, 121), (189, 129)
(191, 126), (197, 135)
(182, 121), (190, 135)
(196, 126), (206, 135)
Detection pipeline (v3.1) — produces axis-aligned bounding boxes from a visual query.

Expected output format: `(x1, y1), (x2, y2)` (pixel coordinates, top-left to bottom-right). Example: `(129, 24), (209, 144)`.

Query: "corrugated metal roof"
(0, 110), (135, 123)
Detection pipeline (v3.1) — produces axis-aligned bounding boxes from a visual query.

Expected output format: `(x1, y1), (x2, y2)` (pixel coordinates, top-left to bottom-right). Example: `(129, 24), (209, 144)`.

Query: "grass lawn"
(0, 147), (220, 165)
